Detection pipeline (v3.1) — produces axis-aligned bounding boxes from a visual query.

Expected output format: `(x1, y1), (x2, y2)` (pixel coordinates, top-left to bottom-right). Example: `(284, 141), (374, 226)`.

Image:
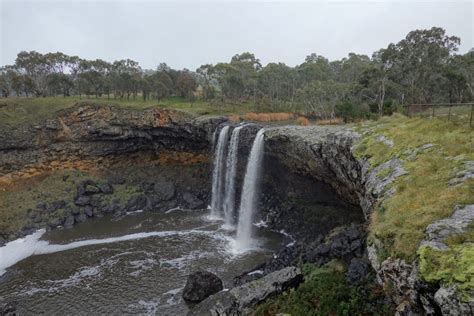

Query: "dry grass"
(316, 117), (344, 125)
(243, 112), (294, 122)
(296, 116), (310, 126)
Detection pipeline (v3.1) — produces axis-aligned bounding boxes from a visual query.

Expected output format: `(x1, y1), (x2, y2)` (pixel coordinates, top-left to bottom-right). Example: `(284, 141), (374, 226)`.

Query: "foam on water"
(0, 228), (224, 276)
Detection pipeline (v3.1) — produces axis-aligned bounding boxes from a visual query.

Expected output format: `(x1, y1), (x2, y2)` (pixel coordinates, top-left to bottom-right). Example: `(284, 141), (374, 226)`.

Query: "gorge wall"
(1, 104), (471, 314)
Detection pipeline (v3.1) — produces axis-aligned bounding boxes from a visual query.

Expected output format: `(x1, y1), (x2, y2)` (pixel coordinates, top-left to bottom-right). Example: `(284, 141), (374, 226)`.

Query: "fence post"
(470, 104), (473, 128)
(448, 104), (451, 121)
(431, 104), (435, 118)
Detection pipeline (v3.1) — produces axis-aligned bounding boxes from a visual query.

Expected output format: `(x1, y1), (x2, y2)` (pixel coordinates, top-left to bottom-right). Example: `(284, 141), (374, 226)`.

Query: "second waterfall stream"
(210, 126), (265, 253)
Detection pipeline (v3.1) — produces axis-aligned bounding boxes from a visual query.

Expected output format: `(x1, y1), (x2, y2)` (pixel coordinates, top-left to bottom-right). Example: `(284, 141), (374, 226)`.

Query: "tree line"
(1, 27), (473, 120)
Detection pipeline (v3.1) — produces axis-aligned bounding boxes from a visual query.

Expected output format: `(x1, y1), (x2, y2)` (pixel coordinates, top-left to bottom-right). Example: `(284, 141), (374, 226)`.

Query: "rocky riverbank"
(1, 104), (472, 314)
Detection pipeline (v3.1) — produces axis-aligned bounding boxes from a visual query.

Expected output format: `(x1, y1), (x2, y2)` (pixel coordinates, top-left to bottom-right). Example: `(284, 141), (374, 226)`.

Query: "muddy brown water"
(0, 209), (287, 315)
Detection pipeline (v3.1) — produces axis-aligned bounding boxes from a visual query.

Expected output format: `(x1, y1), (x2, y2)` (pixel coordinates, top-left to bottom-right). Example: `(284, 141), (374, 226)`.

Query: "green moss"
(418, 244), (474, 300)
(254, 263), (393, 316)
(0, 170), (98, 236)
(377, 166), (393, 179)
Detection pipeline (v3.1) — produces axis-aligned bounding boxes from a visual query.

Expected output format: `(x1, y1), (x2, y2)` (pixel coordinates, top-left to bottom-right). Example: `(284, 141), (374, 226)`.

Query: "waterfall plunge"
(234, 128), (265, 251)
(222, 126), (244, 227)
(210, 126), (230, 219)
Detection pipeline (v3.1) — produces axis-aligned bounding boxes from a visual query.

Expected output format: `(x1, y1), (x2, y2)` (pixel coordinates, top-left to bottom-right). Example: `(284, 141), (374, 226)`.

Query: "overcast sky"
(1, 0), (473, 70)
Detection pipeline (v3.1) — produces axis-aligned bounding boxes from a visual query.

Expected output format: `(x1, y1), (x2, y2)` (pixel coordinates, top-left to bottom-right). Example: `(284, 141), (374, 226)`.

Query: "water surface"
(0, 209), (286, 315)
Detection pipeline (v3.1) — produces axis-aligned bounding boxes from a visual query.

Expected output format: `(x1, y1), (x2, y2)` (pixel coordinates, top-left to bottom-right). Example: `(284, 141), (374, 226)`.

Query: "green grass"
(0, 96), (258, 129)
(353, 114), (474, 295)
(254, 262), (392, 316)
(0, 170), (95, 236)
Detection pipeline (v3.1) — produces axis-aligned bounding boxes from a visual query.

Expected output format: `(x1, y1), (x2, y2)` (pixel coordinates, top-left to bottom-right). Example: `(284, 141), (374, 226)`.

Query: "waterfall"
(222, 126), (243, 227)
(235, 128), (265, 251)
(210, 126), (230, 219)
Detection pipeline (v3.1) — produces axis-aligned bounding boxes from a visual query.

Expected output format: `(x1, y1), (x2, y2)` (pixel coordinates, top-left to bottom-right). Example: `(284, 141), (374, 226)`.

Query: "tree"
(176, 70), (197, 99)
(383, 27), (460, 103)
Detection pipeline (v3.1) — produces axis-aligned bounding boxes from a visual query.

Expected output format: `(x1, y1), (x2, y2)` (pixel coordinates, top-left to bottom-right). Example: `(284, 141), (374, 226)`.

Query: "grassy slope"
(353, 115), (473, 295)
(0, 96), (257, 128)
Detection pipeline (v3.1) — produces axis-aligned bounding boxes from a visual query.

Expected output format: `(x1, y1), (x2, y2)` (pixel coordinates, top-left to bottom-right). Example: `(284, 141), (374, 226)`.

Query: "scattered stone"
(448, 161), (474, 186)
(84, 206), (93, 217)
(182, 271), (224, 303)
(126, 194), (149, 212)
(0, 300), (17, 316)
(346, 258), (370, 285)
(84, 184), (100, 194)
(154, 181), (175, 200)
(74, 213), (87, 223)
(74, 195), (91, 206)
(63, 215), (75, 228)
(98, 182), (114, 194)
(376, 135), (394, 147)
(182, 192), (204, 209)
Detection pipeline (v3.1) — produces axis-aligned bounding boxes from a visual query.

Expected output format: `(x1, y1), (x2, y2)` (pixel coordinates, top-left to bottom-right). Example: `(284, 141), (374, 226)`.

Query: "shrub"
(297, 116), (309, 126)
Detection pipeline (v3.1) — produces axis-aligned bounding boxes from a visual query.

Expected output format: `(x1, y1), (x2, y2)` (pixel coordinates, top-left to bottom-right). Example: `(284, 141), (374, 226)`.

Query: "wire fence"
(404, 103), (474, 127)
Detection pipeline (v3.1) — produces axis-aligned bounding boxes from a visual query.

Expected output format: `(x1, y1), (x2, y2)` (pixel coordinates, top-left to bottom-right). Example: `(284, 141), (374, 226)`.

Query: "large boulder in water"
(182, 271), (224, 303)
(188, 266), (303, 315)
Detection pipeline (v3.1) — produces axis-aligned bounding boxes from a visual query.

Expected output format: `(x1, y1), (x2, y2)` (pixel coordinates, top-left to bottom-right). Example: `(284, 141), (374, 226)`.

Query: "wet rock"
(154, 181), (175, 200)
(63, 215), (75, 228)
(182, 192), (204, 209)
(74, 195), (91, 206)
(0, 300), (17, 316)
(189, 267), (303, 315)
(346, 258), (370, 285)
(126, 194), (150, 212)
(84, 206), (93, 217)
(74, 213), (87, 223)
(182, 271), (224, 303)
(98, 182), (114, 194)
(84, 184), (100, 194)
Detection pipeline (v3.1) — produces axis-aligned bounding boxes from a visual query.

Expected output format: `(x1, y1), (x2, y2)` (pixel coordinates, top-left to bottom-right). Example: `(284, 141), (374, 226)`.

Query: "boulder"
(0, 301), (17, 316)
(98, 182), (114, 194)
(188, 267), (303, 315)
(63, 215), (75, 228)
(346, 258), (370, 285)
(154, 181), (175, 201)
(182, 192), (205, 209)
(74, 195), (91, 206)
(84, 206), (93, 217)
(74, 213), (87, 223)
(182, 271), (224, 303)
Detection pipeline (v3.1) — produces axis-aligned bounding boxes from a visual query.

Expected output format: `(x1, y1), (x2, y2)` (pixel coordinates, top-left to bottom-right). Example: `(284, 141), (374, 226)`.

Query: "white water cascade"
(222, 126), (244, 227)
(210, 126), (230, 219)
(234, 128), (265, 251)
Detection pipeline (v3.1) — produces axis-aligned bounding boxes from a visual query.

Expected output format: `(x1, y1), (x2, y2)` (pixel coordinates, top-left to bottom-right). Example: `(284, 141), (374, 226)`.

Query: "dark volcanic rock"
(74, 195), (91, 206)
(74, 213), (87, 223)
(346, 258), (370, 285)
(189, 267), (303, 316)
(154, 181), (175, 200)
(84, 206), (93, 217)
(63, 215), (75, 228)
(182, 271), (224, 303)
(182, 192), (204, 209)
(0, 301), (17, 316)
(98, 182), (114, 194)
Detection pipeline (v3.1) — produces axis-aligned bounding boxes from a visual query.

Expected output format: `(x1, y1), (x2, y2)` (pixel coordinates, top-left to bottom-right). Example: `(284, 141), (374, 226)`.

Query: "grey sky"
(1, 0), (473, 70)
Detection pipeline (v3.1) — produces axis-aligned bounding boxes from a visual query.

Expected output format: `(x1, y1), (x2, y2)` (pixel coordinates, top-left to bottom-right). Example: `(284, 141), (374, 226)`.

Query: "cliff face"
(263, 125), (473, 315)
(0, 103), (223, 176)
(1, 106), (471, 314)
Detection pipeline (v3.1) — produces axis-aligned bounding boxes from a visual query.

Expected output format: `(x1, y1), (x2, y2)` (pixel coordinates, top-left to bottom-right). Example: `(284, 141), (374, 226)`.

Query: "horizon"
(1, 0), (473, 70)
